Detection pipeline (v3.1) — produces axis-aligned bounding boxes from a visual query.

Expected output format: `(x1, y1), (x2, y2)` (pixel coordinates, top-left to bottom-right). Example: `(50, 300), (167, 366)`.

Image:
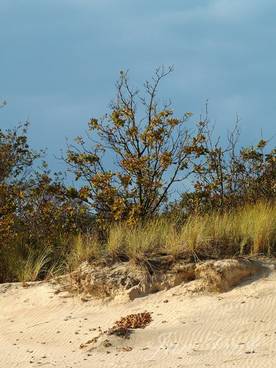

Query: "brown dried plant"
(107, 312), (152, 338)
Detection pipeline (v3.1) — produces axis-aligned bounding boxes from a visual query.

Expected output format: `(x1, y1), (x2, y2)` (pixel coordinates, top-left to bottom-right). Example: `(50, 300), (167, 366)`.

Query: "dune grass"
(16, 249), (51, 282)
(65, 233), (102, 271)
(0, 246), (51, 283)
(1, 201), (275, 283)
(105, 201), (276, 260)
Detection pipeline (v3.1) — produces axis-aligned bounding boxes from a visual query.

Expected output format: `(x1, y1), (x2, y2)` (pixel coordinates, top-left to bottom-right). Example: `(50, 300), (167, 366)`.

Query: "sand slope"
(1, 268), (276, 368)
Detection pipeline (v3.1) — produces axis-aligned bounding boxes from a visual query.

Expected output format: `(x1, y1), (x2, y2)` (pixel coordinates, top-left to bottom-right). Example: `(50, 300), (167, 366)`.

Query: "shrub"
(66, 67), (206, 225)
(0, 123), (91, 282)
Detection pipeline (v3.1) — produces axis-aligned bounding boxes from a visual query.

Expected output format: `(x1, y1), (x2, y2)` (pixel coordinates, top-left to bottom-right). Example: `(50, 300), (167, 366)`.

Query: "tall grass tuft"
(106, 201), (276, 259)
(65, 234), (102, 271)
(15, 248), (51, 282)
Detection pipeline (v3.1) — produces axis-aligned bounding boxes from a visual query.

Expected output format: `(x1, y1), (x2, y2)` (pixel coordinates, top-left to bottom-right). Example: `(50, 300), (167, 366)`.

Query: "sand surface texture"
(1, 269), (276, 368)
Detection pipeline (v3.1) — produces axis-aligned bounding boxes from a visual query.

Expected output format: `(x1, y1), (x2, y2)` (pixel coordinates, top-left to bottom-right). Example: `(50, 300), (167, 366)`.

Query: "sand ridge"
(1, 267), (276, 367)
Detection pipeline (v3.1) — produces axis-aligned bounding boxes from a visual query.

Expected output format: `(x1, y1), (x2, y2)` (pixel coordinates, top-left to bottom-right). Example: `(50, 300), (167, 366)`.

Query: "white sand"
(1, 270), (276, 368)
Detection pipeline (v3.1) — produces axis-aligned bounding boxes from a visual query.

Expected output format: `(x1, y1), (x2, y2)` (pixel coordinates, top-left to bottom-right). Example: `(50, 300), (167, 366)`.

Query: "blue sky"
(1, 0), (276, 170)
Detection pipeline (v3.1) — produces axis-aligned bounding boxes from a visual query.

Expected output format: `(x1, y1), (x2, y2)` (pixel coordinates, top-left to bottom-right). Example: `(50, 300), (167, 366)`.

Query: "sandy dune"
(1, 267), (276, 368)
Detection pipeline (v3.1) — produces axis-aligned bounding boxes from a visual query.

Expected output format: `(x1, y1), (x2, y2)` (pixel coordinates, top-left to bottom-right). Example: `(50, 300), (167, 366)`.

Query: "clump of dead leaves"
(107, 311), (152, 337)
(80, 311), (152, 349)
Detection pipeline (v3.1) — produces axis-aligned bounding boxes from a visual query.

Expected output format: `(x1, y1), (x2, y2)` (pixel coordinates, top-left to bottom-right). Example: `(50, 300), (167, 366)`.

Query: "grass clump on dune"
(105, 201), (276, 260)
(1, 201), (275, 283)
